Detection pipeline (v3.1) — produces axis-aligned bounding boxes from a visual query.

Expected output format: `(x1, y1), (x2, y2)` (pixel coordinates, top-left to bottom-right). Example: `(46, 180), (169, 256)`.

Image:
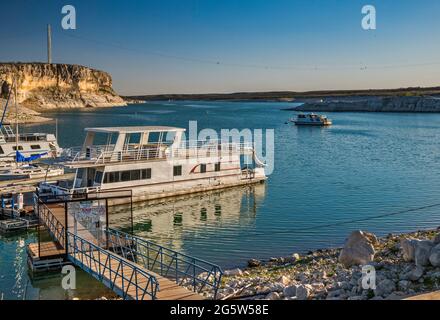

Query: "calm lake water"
(2, 101), (440, 299)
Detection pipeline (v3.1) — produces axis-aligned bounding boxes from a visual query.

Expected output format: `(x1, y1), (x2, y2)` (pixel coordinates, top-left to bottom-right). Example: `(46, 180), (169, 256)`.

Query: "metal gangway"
(34, 198), (223, 300)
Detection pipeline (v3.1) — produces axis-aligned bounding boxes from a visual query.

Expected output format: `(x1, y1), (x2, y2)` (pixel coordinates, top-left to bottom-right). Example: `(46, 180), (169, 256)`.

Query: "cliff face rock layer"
(0, 63), (126, 110)
(295, 96), (440, 112)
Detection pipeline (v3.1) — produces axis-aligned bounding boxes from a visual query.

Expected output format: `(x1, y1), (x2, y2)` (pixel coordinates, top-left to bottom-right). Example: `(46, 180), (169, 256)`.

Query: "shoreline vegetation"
(206, 228), (440, 300)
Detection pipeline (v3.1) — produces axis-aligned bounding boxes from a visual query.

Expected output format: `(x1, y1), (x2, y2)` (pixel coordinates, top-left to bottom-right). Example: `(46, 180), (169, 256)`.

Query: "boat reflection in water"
(108, 183), (266, 256)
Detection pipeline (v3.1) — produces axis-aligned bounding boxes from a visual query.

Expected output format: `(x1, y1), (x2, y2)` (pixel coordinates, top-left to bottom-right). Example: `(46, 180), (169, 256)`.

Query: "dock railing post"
(64, 201), (68, 258)
(175, 252), (178, 282)
(193, 260), (196, 292)
(130, 191), (134, 235)
(105, 199), (109, 250)
(37, 197), (41, 258)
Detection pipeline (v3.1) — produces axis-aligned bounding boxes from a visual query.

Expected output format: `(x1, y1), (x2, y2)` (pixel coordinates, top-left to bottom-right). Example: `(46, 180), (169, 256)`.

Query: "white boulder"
(338, 230), (377, 267)
(400, 238), (418, 262)
(283, 285), (297, 297)
(429, 243), (440, 267)
(414, 240), (434, 267)
(278, 275), (290, 286)
(224, 268), (243, 276)
(296, 284), (312, 300)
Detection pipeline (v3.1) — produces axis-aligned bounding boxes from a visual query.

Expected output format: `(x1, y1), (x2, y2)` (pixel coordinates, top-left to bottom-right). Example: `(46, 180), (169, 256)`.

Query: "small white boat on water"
(290, 113), (332, 126)
(0, 163), (64, 180)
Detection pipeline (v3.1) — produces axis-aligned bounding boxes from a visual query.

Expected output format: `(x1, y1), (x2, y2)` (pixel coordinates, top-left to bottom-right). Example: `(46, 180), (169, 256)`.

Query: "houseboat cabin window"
(13, 146), (23, 151)
(105, 171), (118, 183)
(173, 165), (182, 176)
(121, 171), (131, 182)
(215, 162), (221, 172)
(141, 168), (152, 179)
(76, 168), (84, 179)
(94, 171), (103, 184)
(104, 169), (152, 184)
(30, 144), (41, 150)
(200, 164), (207, 173)
(131, 169), (140, 180)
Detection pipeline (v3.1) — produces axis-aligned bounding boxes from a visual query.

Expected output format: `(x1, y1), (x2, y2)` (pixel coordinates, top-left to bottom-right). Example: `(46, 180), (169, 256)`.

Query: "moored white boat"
(38, 126), (267, 204)
(290, 113), (332, 126)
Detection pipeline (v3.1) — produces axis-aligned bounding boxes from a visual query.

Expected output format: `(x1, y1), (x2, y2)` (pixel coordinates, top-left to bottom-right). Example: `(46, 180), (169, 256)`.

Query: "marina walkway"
(34, 202), (218, 300)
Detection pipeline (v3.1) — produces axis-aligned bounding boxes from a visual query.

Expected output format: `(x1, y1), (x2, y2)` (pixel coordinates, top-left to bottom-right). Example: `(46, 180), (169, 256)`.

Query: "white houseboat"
(38, 126), (266, 204)
(290, 114), (332, 126)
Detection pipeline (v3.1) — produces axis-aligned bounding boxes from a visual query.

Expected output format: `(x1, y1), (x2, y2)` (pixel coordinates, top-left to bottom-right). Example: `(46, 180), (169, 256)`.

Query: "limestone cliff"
(293, 96), (440, 113)
(0, 63), (126, 110)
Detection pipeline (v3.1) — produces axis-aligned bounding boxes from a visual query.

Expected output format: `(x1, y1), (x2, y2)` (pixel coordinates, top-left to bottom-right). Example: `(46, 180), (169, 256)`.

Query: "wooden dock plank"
(28, 241), (65, 259)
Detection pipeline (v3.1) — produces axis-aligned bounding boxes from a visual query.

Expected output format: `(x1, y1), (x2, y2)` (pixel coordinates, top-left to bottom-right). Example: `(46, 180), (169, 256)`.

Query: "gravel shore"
(214, 228), (440, 300)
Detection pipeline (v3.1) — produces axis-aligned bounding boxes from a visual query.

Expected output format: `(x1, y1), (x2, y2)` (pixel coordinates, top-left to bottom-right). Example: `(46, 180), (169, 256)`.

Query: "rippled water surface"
(2, 101), (440, 298)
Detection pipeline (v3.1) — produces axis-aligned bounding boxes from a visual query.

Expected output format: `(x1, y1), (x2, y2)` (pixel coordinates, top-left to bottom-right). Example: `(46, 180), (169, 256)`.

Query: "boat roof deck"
(85, 126), (186, 134)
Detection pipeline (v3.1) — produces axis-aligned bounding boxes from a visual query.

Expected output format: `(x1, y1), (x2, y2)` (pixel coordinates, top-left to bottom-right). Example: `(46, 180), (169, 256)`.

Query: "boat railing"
(62, 140), (253, 164)
(106, 228), (222, 299)
(36, 200), (66, 246)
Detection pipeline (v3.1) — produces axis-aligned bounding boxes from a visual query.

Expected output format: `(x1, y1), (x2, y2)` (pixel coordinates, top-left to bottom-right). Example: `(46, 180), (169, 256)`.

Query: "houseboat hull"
(292, 121), (332, 126)
(105, 173), (266, 205)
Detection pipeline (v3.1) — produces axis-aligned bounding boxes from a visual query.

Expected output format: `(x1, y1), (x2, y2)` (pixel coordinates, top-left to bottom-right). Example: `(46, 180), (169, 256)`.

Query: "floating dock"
(0, 173), (74, 196)
(29, 196), (222, 300)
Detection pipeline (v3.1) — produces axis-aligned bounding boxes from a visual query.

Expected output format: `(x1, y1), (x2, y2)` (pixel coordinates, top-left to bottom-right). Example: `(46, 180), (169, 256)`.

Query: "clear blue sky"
(2, 0), (440, 95)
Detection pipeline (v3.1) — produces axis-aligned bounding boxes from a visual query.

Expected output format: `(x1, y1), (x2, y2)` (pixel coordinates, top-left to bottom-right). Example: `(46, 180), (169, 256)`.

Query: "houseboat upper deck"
(61, 126), (255, 167)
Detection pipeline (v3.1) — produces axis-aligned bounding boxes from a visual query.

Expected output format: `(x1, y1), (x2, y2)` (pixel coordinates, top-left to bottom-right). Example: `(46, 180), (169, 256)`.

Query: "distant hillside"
(126, 86), (440, 102)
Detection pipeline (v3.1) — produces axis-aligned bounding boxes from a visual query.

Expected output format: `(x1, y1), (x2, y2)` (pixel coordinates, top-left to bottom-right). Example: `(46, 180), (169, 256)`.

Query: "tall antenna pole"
(14, 77), (18, 150)
(47, 24), (52, 64)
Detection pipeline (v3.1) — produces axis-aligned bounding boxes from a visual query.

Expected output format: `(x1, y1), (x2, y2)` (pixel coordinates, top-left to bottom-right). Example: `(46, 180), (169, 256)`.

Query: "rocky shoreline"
(291, 96), (440, 113)
(213, 228), (440, 300)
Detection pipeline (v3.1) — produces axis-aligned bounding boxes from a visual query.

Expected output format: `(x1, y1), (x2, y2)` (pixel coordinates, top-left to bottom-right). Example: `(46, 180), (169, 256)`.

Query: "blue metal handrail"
(67, 232), (159, 300)
(105, 228), (223, 299)
(36, 202), (65, 246)
(34, 200), (159, 300)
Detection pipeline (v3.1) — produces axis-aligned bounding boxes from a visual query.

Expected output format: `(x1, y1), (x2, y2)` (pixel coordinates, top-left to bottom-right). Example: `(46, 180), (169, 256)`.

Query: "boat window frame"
(173, 165), (182, 176)
(141, 168), (152, 179)
(94, 170), (104, 184)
